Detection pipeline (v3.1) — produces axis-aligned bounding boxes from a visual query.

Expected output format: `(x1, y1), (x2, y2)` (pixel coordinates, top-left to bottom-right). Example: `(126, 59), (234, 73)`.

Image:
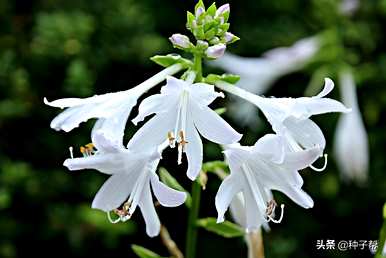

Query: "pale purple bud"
(169, 34), (191, 49)
(195, 6), (205, 17)
(225, 32), (235, 43)
(205, 43), (226, 59)
(216, 4), (230, 17)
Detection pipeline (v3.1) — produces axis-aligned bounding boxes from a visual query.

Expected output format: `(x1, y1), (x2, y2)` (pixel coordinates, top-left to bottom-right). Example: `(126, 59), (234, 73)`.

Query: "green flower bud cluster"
(168, 0), (239, 59)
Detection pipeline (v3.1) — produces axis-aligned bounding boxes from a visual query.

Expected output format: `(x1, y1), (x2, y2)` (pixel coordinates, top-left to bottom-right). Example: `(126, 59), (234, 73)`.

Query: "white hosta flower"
(215, 78), (350, 157)
(63, 132), (186, 237)
(129, 75), (242, 180)
(215, 134), (322, 231)
(209, 37), (319, 125)
(45, 64), (183, 146)
(334, 70), (368, 184)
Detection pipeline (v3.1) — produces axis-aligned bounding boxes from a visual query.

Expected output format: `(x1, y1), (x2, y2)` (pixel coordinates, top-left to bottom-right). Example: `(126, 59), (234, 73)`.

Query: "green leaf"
(207, 3), (217, 16)
(186, 11), (195, 30)
(223, 11), (230, 23)
(214, 107), (226, 115)
(131, 245), (166, 258)
(159, 167), (192, 208)
(194, 25), (205, 40)
(202, 161), (228, 173)
(197, 217), (245, 238)
(150, 54), (192, 68)
(383, 203), (386, 219)
(218, 23), (230, 33)
(205, 27), (217, 39)
(204, 73), (240, 84)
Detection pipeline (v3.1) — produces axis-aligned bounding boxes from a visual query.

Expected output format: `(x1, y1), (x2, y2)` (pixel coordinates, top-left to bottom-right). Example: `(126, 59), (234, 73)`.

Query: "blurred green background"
(0, 0), (385, 257)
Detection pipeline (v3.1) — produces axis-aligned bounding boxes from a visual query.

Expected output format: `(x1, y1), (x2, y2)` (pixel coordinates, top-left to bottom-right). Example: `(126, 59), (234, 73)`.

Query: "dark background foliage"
(0, 0), (385, 257)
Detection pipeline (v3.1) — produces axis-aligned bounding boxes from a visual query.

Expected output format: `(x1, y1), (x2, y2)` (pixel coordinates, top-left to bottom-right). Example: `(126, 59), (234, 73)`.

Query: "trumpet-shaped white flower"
(215, 78), (350, 156)
(334, 70), (368, 184)
(45, 64), (183, 146)
(63, 132), (186, 237)
(129, 75), (242, 180)
(215, 134), (322, 231)
(209, 37), (319, 125)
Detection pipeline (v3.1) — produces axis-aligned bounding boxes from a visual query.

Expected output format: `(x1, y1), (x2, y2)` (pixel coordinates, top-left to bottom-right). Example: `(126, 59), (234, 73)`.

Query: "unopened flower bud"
(196, 40), (209, 50)
(205, 43), (226, 59)
(169, 34), (191, 49)
(216, 3), (230, 17)
(224, 32), (236, 43)
(195, 6), (205, 17)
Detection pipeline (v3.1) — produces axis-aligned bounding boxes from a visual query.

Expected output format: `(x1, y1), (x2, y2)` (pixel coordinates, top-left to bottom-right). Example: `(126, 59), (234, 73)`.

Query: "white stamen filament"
(69, 146), (74, 159)
(310, 154), (328, 172)
(267, 204), (285, 224)
(178, 144), (183, 165)
(127, 171), (148, 216)
(174, 91), (189, 165)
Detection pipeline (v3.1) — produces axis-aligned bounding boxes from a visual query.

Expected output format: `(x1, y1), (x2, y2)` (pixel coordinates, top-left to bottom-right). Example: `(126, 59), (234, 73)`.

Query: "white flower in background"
(209, 36), (319, 125)
(45, 64), (183, 146)
(215, 134), (322, 231)
(63, 132), (186, 237)
(129, 75), (242, 180)
(215, 78), (350, 160)
(334, 70), (368, 184)
(339, 0), (360, 16)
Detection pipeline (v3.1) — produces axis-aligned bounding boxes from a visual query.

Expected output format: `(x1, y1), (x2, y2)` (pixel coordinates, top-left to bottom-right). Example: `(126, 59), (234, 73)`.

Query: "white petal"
(247, 158), (312, 207)
(63, 154), (124, 174)
(49, 104), (97, 132)
(150, 174), (186, 207)
(252, 134), (285, 163)
(139, 183), (161, 237)
(50, 95), (136, 133)
(294, 97), (351, 117)
(132, 94), (177, 125)
(243, 188), (265, 230)
(127, 111), (176, 152)
(215, 172), (243, 223)
(91, 173), (136, 212)
(283, 117), (326, 150)
(284, 146), (322, 170)
(185, 119), (203, 180)
(44, 94), (109, 108)
(315, 78), (334, 98)
(160, 76), (184, 95)
(229, 193), (246, 228)
(189, 82), (224, 107)
(223, 144), (249, 171)
(91, 125), (124, 152)
(191, 103), (242, 144)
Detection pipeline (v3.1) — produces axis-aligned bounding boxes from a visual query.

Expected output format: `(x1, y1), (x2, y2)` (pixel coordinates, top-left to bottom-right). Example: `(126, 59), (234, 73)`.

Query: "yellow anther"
(123, 201), (131, 211)
(178, 130), (188, 151)
(80, 146), (86, 154)
(85, 143), (95, 149)
(266, 199), (277, 217)
(167, 131), (176, 147)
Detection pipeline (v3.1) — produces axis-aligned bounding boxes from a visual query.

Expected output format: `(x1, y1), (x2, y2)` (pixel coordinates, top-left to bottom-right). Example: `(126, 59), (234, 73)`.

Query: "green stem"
(193, 54), (202, 82)
(185, 181), (201, 258)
